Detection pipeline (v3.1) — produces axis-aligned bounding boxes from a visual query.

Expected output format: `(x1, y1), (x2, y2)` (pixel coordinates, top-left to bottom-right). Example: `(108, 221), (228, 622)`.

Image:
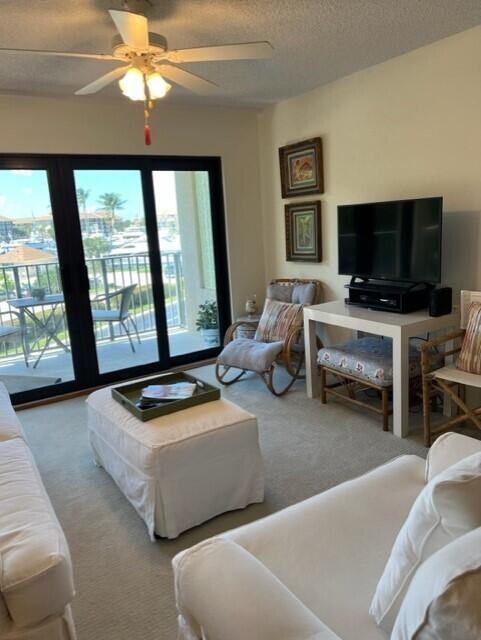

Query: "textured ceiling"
(1, 0), (481, 107)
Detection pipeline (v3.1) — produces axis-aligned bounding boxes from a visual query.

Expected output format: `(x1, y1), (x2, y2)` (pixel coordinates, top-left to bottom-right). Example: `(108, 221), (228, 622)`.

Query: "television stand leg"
(392, 331), (410, 437)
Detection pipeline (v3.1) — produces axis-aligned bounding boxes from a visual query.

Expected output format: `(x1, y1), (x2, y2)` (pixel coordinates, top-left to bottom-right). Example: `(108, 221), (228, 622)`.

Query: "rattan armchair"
(215, 278), (322, 396)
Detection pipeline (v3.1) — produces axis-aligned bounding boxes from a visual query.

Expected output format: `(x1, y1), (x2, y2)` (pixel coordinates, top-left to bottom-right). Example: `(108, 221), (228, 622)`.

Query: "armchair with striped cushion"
(419, 290), (481, 446)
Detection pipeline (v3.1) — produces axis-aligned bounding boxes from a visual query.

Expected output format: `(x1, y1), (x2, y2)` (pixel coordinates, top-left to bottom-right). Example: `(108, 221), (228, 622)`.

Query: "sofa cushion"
(370, 452), (481, 634)
(0, 382), (25, 442)
(218, 338), (284, 372)
(392, 527), (481, 640)
(0, 438), (74, 628)
(225, 455), (425, 640)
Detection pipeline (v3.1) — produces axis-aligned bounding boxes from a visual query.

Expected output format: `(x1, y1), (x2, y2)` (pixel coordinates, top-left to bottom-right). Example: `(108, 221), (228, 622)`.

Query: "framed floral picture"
(279, 137), (323, 198)
(285, 201), (322, 262)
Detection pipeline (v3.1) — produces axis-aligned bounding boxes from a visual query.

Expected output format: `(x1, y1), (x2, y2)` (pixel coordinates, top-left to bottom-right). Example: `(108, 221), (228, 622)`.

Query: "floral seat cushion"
(317, 336), (442, 388)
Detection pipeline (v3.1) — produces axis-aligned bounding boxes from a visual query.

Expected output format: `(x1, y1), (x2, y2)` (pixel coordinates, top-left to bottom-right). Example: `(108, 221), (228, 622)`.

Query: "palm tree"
(76, 188), (91, 213)
(97, 192), (127, 235)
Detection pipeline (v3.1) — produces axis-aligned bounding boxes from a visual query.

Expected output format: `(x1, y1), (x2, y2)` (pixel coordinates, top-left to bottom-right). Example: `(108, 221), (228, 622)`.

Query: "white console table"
(304, 301), (460, 438)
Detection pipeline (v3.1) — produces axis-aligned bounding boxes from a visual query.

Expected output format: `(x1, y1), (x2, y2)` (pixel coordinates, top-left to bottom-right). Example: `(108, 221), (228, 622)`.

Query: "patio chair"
(0, 311), (28, 367)
(91, 284), (141, 353)
(419, 289), (481, 446)
(215, 278), (322, 396)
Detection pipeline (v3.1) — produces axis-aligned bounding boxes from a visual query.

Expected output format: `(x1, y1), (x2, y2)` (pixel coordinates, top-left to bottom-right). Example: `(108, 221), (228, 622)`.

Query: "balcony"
(0, 251), (209, 395)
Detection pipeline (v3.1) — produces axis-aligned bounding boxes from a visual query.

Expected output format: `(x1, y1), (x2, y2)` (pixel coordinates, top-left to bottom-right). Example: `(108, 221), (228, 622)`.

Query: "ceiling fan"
(0, 6), (274, 144)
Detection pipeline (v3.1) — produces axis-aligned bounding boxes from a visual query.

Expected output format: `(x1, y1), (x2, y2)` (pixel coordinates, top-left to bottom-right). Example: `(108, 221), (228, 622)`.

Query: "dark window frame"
(0, 153), (231, 405)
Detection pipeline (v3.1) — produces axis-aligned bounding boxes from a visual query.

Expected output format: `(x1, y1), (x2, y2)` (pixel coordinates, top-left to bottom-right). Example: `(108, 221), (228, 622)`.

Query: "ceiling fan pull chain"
(143, 72), (153, 146)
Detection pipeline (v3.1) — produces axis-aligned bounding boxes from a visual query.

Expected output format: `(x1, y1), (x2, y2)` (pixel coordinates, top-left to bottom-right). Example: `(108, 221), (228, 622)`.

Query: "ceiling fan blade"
(156, 64), (218, 94)
(0, 47), (117, 61)
(75, 66), (129, 95)
(166, 41), (274, 63)
(109, 9), (149, 51)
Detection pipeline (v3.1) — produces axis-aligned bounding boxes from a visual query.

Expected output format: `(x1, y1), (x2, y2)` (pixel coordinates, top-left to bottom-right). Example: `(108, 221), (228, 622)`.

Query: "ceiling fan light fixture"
(118, 67), (171, 101)
(119, 66), (145, 100)
(147, 72), (171, 99)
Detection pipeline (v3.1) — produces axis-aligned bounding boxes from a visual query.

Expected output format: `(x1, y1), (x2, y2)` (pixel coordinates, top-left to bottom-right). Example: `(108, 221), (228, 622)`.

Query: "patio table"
(8, 294), (70, 369)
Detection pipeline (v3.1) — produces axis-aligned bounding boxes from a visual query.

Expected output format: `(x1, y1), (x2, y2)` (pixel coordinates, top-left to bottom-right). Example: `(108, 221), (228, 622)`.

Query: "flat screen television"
(338, 197), (442, 284)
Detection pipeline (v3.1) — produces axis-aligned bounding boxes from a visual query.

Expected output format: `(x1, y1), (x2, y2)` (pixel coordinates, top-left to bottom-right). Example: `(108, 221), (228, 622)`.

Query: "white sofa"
(173, 432), (481, 640)
(0, 383), (76, 640)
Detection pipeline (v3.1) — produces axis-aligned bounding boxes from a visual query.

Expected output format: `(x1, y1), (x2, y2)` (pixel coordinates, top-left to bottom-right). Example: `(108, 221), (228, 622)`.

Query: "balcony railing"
(0, 251), (186, 360)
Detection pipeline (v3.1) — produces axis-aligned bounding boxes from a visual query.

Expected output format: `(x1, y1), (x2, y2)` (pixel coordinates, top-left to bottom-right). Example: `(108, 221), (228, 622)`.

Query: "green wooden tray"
(111, 372), (220, 421)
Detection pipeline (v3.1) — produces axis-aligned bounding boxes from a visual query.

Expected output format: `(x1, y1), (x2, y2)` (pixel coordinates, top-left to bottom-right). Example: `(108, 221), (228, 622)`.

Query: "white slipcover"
(392, 526), (481, 640)
(174, 454), (425, 640)
(174, 537), (342, 640)
(174, 434), (481, 640)
(0, 383), (76, 640)
(370, 451), (481, 632)
(86, 388), (264, 540)
(0, 382), (26, 442)
(425, 431), (481, 481)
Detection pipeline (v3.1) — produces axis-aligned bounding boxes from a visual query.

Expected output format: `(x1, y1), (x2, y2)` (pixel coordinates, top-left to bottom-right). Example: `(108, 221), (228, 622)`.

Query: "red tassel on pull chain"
(144, 124), (152, 146)
(144, 99), (153, 146)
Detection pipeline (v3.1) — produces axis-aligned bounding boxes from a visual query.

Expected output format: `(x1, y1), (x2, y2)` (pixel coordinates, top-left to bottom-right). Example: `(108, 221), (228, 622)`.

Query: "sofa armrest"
(173, 538), (341, 640)
(425, 431), (481, 482)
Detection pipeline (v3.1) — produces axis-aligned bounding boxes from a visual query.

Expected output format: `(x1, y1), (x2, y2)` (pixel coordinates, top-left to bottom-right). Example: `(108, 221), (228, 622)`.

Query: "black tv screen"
(338, 197), (442, 283)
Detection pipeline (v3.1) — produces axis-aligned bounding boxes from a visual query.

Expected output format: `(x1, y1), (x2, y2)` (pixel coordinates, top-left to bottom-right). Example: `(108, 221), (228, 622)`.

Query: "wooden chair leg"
(382, 388), (389, 431)
(263, 351), (304, 396)
(320, 366), (327, 404)
(436, 378), (481, 431)
(422, 375), (432, 447)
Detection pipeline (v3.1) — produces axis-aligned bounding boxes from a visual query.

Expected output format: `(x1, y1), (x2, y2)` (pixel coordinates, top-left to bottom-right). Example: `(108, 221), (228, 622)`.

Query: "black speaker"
(429, 287), (452, 317)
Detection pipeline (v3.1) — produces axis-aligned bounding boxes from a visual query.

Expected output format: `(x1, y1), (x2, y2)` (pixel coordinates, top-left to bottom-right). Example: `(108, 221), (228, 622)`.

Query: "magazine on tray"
(141, 382), (197, 401)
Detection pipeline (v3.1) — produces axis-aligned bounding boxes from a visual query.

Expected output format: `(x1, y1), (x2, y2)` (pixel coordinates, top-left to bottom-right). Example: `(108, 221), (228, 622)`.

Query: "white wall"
(258, 24), (481, 339)
(4, 23), (481, 331)
(0, 93), (265, 317)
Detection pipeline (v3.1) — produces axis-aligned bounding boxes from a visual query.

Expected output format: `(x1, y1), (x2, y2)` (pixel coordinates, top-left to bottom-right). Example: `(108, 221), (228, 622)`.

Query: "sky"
(0, 168), (178, 220)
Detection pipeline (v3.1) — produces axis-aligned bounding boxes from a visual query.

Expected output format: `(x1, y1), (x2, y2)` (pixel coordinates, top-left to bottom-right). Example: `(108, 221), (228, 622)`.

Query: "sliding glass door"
(0, 165), (75, 396)
(152, 169), (220, 357)
(0, 154), (230, 404)
(72, 169), (161, 375)
(66, 156), (230, 387)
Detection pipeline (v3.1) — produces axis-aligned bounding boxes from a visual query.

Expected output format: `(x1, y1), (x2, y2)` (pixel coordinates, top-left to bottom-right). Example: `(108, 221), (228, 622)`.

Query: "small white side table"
(304, 301), (460, 438)
(235, 314), (261, 339)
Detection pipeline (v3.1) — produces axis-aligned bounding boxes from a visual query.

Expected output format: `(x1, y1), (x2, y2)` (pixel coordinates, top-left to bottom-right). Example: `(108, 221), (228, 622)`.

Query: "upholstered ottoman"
(86, 386), (264, 540)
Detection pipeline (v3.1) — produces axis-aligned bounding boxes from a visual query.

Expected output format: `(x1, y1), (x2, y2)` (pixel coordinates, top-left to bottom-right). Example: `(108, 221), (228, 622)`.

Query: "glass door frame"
(0, 153), (231, 404)
(0, 155), (93, 404)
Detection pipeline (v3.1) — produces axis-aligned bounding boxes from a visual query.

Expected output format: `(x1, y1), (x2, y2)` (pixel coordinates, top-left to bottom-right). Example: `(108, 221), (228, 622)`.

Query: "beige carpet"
(19, 365), (427, 640)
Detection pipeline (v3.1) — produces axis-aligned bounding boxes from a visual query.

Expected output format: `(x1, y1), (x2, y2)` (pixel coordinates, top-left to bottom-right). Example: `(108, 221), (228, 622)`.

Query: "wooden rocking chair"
(419, 290), (481, 446)
(215, 278), (322, 396)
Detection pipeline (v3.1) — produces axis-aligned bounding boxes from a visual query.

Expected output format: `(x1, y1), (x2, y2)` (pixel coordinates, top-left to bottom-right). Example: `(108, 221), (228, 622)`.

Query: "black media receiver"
(345, 278), (432, 314)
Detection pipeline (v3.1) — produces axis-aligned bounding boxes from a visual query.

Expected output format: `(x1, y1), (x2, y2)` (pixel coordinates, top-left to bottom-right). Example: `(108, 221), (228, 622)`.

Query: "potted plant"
(196, 300), (219, 345)
(30, 286), (46, 301)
